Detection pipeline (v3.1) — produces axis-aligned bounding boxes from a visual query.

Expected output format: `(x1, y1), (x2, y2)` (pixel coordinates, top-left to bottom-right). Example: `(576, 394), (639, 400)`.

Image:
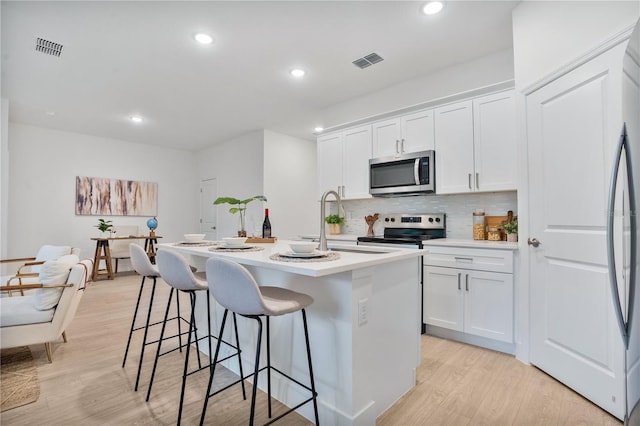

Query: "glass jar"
(487, 226), (501, 241)
(473, 210), (486, 240)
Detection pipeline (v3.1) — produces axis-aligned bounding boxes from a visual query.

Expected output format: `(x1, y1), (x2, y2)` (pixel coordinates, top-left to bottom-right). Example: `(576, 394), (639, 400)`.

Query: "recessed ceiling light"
(314, 127), (324, 133)
(422, 1), (444, 15)
(130, 116), (143, 123)
(290, 68), (306, 78)
(194, 33), (214, 45)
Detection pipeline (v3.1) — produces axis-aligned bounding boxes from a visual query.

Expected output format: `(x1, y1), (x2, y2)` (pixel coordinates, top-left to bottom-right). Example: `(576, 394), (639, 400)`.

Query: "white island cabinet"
(159, 240), (422, 425)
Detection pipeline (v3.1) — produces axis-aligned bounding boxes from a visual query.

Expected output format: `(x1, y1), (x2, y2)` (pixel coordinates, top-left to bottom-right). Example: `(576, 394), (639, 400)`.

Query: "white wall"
(1, 99), (8, 259)
(513, 1), (639, 90)
(6, 123), (199, 264)
(196, 131), (265, 239)
(263, 130), (317, 239)
(319, 48), (514, 130)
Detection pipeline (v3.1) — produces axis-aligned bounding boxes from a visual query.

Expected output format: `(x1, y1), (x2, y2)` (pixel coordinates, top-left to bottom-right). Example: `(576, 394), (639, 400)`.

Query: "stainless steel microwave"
(369, 150), (435, 196)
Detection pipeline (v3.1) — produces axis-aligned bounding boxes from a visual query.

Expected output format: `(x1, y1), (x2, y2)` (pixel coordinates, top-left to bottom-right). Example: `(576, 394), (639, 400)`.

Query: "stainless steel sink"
(328, 246), (393, 255)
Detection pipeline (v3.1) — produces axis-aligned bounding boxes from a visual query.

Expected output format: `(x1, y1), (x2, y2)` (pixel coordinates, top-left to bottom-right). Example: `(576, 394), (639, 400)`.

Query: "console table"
(90, 235), (161, 281)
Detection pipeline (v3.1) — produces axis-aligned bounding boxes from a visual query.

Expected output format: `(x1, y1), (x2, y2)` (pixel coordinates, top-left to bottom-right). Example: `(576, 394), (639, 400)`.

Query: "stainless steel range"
(357, 213), (446, 334)
(357, 213), (446, 248)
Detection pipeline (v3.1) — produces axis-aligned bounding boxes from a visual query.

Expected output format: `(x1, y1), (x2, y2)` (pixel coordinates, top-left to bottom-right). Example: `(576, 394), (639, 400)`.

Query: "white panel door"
(527, 44), (625, 418)
(423, 266), (463, 331)
(402, 109), (435, 154)
(473, 90), (517, 192)
(372, 118), (401, 158)
(434, 100), (474, 194)
(200, 178), (218, 240)
(464, 270), (513, 343)
(342, 125), (372, 200)
(317, 132), (343, 199)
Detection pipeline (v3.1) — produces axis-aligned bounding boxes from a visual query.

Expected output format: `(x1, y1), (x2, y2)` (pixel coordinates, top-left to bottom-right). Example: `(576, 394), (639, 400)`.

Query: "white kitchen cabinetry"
(317, 125), (372, 200)
(424, 247), (514, 347)
(371, 109), (435, 158)
(434, 90), (517, 194)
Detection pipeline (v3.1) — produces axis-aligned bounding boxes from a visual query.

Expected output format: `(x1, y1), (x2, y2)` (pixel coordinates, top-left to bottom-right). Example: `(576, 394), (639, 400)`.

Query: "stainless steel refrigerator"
(608, 17), (640, 425)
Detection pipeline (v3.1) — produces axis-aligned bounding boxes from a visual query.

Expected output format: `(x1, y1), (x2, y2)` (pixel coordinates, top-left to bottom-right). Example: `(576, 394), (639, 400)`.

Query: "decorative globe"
(146, 217), (158, 231)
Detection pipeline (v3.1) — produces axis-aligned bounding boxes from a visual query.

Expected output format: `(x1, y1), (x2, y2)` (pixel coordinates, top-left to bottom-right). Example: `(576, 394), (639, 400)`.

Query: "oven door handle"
(357, 240), (422, 249)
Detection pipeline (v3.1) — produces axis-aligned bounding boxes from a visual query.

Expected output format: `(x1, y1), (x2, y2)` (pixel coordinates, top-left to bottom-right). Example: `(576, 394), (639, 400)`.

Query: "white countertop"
(159, 239), (423, 278)
(422, 238), (519, 250)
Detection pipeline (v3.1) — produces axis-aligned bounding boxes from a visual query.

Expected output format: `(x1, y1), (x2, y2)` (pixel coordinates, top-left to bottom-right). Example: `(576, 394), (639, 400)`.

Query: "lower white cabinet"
(423, 247), (514, 344)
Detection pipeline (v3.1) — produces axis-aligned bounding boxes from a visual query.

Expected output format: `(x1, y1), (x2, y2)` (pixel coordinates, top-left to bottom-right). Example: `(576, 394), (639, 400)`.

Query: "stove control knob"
(435, 217), (441, 223)
(390, 217), (396, 222)
(428, 217), (434, 223)
(384, 217), (390, 222)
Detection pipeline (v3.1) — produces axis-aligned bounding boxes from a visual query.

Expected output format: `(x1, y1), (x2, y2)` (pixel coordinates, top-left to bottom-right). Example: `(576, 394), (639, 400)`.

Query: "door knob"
(528, 238), (541, 247)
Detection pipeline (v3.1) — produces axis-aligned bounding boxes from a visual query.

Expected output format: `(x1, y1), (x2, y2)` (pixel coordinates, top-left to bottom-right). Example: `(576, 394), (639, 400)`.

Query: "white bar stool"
(123, 243), (188, 392)
(201, 257), (319, 426)
(149, 249), (245, 425)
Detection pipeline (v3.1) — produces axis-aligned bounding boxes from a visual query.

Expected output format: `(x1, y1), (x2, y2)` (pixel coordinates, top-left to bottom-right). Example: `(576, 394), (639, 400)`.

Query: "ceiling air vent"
(352, 52), (384, 69)
(35, 37), (63, 57)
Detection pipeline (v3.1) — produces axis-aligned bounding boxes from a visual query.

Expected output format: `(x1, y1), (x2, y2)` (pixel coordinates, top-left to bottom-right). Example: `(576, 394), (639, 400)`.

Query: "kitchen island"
(158, 240), (423, 425)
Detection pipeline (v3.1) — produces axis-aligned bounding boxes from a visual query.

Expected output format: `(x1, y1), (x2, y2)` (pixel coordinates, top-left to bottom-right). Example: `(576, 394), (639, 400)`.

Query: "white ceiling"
(1, 1), (518, 151)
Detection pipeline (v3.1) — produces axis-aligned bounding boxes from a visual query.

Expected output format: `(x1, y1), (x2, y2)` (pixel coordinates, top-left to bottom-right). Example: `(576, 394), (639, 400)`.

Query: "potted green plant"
(325, 214), (345, 235)
(95, 218), (113, 236)
(500, 217), (518, 242)
(214, 195), (267, 237)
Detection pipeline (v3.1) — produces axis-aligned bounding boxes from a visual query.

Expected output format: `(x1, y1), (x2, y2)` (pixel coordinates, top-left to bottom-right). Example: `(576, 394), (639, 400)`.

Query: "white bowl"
(223, 237), (247, 247)
(184, 233), (206, 242)
(289, 241), (318, 254)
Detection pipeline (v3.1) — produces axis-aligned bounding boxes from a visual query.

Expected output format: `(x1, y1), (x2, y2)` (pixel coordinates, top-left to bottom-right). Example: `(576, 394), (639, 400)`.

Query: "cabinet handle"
(396, 140), (400, 154)
(476, 173), (480, 189)
(468, 173), (472, 190)
(465, 274), (469, 291)
(401, 138), (405, 153)
(454, 256), (473, 262)
(457, 273), (461, 290)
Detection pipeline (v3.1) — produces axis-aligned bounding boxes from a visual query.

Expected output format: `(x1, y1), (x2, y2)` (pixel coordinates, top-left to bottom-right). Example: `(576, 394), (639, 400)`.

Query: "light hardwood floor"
(0, 272), (622, 425)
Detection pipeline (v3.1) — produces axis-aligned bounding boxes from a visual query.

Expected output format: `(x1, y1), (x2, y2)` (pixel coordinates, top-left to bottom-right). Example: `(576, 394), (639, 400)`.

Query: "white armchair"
(0, 257), (93, 362)
(2, 245), (81, 296)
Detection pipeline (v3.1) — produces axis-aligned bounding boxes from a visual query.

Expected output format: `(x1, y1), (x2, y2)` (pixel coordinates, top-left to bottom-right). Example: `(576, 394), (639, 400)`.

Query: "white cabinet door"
(423, 265), (464, 332)
(434, 100), (474, 194)
(372, 118), (401, 158)
(464, 270), (513, 343)
(317, 132), (343, 199)
(402, 109), (435, 154)
(342, 125), (372, 200)
(527, 44), (625, 418)
(372, 110), (435, 158)
(473, 90), (517, 192)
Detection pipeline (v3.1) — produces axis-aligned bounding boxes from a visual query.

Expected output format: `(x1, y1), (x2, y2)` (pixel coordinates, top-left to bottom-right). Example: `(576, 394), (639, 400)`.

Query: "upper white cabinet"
(435, 90), (517, 194)
(317, 125), (372, 200)
(372, 109), (435, 158)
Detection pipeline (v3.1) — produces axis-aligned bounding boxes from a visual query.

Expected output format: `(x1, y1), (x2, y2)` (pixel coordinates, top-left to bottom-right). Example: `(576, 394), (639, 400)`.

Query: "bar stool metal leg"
(249, 316), (263, 426)
(302, 309), (320, 425)
(146, 287), (174, 402)
(122, 275), (149, 368)
(134, 277), (157, 391)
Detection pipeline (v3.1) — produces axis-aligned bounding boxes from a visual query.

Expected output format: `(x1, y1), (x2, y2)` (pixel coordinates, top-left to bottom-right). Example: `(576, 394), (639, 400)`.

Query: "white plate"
(219, 244), (252, 249)
(178, 240), (211, 245)
(279, 251), (328, 259)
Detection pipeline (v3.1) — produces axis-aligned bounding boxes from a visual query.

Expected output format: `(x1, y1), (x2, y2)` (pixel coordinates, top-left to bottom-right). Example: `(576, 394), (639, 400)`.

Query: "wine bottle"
(262, 208), (272, 238)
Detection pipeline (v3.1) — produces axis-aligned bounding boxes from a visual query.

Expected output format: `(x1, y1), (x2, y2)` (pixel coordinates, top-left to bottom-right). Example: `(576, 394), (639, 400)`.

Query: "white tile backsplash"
(329, 191), (517, 239)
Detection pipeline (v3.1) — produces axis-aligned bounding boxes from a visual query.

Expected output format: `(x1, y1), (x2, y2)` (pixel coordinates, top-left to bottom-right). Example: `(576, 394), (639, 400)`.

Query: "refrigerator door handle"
(623, 123), (638, 347)
(607, 124), (631, 348)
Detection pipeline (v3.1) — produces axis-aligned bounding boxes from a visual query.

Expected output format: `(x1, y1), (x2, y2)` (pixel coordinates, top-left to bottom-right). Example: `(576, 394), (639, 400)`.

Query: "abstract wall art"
(75, 176), (158, 216)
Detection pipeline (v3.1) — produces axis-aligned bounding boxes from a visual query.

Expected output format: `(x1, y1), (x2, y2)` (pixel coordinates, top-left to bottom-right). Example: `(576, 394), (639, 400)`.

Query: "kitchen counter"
(422, 238), (519, 250)
(158, 239), (422, 277)
(159, 239), (422, 425)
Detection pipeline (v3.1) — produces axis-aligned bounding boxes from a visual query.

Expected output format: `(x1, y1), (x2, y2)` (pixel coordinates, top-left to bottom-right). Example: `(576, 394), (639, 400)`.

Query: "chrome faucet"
(319, 190), (343, 252)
